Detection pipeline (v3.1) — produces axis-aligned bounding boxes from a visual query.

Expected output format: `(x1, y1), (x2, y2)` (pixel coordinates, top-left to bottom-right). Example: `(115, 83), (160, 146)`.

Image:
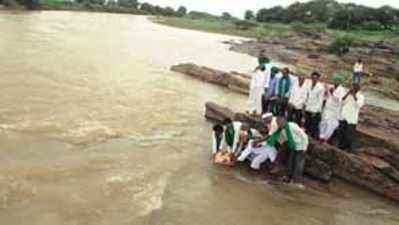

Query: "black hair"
(222, 118), (232, 125)
(311, 72), (321, 78)
(213, 124), (224, 134)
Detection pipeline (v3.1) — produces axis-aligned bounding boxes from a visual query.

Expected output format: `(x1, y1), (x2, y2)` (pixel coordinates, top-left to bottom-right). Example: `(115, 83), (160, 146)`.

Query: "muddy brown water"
(0, 11), (398, 225)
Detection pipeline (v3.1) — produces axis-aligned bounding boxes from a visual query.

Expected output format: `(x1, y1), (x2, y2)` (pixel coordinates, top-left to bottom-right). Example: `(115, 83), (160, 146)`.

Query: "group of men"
(211, 53), (366, 183)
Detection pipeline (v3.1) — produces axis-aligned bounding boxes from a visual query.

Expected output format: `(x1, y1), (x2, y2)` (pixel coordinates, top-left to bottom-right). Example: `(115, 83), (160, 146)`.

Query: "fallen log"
(205, 102), (399, 202)
(172, 63), (399, 169)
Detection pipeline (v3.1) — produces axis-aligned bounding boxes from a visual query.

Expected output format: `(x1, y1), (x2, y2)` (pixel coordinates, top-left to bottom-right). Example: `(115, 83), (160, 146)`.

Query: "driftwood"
(205, 102), (399, 202)
(171, 63), (399, 171)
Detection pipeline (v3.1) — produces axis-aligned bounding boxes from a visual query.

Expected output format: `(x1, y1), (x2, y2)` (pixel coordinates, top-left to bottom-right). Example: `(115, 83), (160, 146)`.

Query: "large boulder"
(204, 102), (399, 202)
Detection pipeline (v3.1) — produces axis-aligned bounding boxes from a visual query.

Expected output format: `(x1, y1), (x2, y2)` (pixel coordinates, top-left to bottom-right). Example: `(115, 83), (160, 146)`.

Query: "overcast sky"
(144, 0), (398, 18)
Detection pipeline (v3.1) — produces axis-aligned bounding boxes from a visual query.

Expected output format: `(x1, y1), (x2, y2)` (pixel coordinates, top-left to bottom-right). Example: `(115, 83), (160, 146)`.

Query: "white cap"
(262, 113), (273, 119)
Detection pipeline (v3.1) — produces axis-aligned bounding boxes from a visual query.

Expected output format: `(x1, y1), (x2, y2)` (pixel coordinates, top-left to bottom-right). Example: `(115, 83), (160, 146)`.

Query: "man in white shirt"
(287, 74), (309, 125)
(338, 83), (365, 152)
(236, 114), (279, 170)
(319, 74), (346, 143)
(248, 66), (266, 115)
(269, 117), (309, 183)
(353, 59), (364, 84)
(304, 72), (325, 138)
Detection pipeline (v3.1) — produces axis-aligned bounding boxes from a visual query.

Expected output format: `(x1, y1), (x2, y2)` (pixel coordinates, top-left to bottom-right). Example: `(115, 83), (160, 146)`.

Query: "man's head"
(213, 124), (224, 135)
(262, 113), (273, 125)
(282, 68), (290, 76)
(276, 116), (287, 129)
(311, 72), (321, 83)
(357, 58), (362, 63)
(222, 118), (233, 126)
(271, 67), (279, 76)
(298, 74), (306, 85)
(259, 65), (266, 72)
(332, 73), (344, 86)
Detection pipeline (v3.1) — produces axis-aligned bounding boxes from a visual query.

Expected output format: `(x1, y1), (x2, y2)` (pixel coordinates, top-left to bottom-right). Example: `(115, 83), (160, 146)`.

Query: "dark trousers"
(304, 111), (321, 139)
(287, 150), (306, 181)
(338, 120), (356, 152)
(352, 72), (362, 84)
(287, 106), (303, 126)
(262, 95), (278, 115)
(276, 97), (289, 117)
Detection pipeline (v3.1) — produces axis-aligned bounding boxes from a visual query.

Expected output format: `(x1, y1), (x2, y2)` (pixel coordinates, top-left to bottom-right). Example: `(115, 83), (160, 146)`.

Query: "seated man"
(237, 138), (278, 170)
(234, 123), (262, 157)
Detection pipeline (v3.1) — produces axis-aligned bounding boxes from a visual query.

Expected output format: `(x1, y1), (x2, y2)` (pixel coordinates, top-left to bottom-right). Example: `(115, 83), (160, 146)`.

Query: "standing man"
(276, 68), (292, 116)
(304, 72), (325, 138)
(263, 66), (280, 114)
(353, 59), (364, 84)
(339, 83), (365, 152)
(248, 66), (266, 115)
(267, 117), (309, 183)
(319, 74), (346, 144)
(287, 74), (309, 125)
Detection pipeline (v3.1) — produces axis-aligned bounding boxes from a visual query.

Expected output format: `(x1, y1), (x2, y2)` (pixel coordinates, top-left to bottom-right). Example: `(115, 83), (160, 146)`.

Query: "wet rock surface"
(205, 102), (399, 203)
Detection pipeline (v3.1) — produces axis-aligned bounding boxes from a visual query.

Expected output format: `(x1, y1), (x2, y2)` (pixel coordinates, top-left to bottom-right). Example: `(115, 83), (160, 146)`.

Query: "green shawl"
(225, 125), (235, 148)
(278, 76), (291, 97)
(267, 123), (297, 151)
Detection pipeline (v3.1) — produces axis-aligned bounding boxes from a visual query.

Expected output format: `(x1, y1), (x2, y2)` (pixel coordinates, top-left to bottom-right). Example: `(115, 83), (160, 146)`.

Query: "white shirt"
(281, 122), (309, 151)
(322, 85), (346, 121)
(263, 68), (271, 89)
(305, 82), (325, 113)
(289, 79), (310, 110)
(341, 92), (365, 124)
(353, 63), (363, 73)
(250, 70), (265, 89)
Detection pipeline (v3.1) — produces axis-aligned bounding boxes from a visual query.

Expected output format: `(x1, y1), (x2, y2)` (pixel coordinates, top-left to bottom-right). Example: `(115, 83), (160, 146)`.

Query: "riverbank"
(154, 16), (399, 101)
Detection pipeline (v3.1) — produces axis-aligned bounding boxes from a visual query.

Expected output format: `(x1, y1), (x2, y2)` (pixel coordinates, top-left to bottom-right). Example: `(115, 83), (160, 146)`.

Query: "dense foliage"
(255, 0), (398, 31)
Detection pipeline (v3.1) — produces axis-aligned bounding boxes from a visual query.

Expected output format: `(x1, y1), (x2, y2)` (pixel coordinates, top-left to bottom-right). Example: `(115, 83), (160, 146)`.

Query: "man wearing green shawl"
(276, 68), (292, 116)
(267, 117), (309, 183)
(221, 118), (242, 154)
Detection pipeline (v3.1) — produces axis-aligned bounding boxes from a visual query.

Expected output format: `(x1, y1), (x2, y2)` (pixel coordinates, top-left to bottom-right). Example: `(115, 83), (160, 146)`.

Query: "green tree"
(221, 12), (232, 20)
(244, 10), (255, 20)
(140, 2), (156, 14)
(177, 6), (187, 16)
(118, 0), (138, 9)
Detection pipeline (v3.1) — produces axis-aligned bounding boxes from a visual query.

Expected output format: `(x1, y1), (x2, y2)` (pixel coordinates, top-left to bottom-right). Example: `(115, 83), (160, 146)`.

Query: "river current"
(0, 11), (398, 225)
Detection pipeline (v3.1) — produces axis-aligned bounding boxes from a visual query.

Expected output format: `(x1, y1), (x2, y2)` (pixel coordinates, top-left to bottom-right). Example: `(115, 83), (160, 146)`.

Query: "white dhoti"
(319, 118), (339, 141)
(237, 145), (277, 170)
(247, 86), (263, 114)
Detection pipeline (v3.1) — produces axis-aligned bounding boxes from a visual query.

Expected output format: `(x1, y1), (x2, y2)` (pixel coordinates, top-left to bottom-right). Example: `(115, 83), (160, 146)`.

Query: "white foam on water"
(62, 120), (122, 145)
(132, 175), (169, 217)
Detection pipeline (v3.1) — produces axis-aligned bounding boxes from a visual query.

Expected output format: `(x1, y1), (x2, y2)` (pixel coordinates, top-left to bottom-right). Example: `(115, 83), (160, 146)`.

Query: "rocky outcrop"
(205, 102), (399, 202)
(171, 63), (250, 95)
(229, 37), (399, 100)
(171, 63), (399, 171)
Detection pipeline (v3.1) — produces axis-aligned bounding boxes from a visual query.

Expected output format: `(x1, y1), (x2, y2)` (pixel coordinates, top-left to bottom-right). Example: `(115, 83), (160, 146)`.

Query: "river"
(0, 11), (398, 225)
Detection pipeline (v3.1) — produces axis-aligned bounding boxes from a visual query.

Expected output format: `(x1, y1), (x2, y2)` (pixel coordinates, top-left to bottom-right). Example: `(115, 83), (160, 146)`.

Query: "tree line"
(247, 0), (398, 31)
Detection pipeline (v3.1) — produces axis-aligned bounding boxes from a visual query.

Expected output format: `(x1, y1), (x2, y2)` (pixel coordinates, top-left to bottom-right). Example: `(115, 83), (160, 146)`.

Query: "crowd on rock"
(211, 50), (365, 183)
